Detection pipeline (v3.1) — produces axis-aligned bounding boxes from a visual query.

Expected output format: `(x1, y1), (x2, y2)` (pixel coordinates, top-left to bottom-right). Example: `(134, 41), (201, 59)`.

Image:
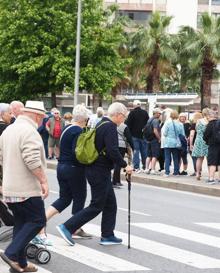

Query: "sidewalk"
(46, 159), (220, 197)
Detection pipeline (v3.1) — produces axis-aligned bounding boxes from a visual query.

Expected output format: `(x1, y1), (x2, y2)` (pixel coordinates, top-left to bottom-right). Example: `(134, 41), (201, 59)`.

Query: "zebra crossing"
(1, 222), (220, 272)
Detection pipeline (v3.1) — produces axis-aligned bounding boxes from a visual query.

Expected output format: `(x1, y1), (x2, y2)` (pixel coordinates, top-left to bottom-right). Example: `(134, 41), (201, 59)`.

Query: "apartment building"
(104, 0), (220, 32)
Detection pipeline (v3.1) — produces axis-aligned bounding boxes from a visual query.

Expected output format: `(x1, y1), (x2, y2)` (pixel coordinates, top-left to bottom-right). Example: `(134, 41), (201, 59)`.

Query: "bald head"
(10, 101), (24, 117)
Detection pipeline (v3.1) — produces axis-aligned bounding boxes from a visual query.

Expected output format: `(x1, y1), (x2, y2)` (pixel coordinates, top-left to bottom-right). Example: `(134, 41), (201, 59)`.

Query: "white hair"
(96, 107), (104, 117)
(133, 100), (141, 107)
(72, 104), (89, 122)
(0, 103), (10, 115)
(108, 102), (127, 117)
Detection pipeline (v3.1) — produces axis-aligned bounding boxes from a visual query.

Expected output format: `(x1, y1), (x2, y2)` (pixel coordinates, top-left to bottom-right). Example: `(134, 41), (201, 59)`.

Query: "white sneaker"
(150, 170), (159, 175)
(163, 174), (169, 177)
(144, 169), (150, 174)
(134, 169), (142, 174)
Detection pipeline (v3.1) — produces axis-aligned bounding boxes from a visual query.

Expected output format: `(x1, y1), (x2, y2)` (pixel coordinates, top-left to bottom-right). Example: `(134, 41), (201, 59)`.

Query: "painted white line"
(49, 190), (58, 194)
(132, 222), (220, 249)
(118, 207), (151, 217)
(0, 250), (51, 273)
(47, 234), (149, 272)
(195, 223), (220, 230)
(49, 190), (151, 217)
(84, 223), (220, 269)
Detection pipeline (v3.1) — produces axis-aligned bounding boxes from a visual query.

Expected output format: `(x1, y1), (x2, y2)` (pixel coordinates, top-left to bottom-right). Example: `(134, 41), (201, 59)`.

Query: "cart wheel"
(35, 248), (51, 264)
(25, 244), (38, 259)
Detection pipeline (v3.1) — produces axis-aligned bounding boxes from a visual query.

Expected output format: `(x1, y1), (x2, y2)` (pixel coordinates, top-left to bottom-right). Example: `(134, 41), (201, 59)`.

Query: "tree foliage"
(0, 0), (128, 103)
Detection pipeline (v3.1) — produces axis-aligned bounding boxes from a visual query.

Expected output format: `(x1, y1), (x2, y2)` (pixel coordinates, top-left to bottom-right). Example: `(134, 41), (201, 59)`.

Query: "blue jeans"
(132, 137), (147, 169)
(52, 163), (87, 215)
(5, 197), (46, 268)
(64, 165), (117, 237)
(164, 148), (180, 175)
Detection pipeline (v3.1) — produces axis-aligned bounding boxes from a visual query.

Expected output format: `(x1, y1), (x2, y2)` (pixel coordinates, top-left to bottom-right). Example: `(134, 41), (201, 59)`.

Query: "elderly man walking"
(56, 102), (133, 246)
(0, 101), (49, 273)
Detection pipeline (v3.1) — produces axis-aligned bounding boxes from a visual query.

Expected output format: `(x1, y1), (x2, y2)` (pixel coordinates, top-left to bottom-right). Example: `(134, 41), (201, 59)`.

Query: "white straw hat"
(23, 101), (46, 115)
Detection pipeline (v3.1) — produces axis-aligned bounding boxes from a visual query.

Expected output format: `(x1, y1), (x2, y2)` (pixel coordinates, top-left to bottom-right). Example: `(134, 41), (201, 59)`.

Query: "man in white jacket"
(0, 101), (49, 273)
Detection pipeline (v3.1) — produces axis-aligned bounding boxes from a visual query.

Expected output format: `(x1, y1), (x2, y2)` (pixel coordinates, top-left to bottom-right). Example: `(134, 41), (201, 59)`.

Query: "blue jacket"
(163, 120), (185, 148)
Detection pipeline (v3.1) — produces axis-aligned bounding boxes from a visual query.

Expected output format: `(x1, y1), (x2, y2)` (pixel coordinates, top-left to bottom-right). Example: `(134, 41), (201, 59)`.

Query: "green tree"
(0, 0), (128, 106)
(180, 13), (220, 108)
(129, 12), (176, 92)
(0, 0), (76, 103)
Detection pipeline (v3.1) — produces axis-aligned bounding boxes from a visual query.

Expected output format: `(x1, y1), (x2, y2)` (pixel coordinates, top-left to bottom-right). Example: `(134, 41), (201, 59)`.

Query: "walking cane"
(126, 173), (131, 249)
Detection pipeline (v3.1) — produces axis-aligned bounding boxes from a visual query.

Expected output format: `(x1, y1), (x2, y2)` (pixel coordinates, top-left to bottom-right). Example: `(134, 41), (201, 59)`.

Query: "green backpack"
(75, 121), (109, 165)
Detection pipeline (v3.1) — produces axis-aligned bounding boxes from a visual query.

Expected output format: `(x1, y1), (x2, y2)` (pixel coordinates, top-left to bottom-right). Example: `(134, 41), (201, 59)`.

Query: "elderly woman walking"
(162, 110), (185, 177)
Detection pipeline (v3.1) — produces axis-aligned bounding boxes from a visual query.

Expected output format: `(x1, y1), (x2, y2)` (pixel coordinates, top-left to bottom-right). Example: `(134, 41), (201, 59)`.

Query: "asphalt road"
(1, 168), (220, 273)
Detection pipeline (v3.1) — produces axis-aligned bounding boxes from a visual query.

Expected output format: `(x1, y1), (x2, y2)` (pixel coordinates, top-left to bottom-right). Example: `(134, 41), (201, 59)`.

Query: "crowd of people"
(0, 98), (219, 272)
(126, 100), (220, 185)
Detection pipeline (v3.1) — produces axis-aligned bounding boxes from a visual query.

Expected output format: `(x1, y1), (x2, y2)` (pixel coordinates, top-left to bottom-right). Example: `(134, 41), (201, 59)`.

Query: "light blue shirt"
(163, 120), (185, 148)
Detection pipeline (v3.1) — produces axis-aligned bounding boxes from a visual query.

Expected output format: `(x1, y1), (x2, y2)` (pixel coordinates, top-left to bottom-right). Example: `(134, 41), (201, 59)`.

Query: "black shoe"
(180, 171), (188, 175)
(116, 182), (123, 187)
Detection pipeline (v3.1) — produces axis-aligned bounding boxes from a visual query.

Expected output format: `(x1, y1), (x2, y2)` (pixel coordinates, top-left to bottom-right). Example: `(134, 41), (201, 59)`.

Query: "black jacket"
(93, 117), (127, 170)
(126, 107), (149, 138)
(203, 119), (218, 145)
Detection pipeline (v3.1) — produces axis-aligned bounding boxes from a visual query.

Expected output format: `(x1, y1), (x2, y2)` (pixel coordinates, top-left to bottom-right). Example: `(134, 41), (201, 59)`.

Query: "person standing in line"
(33, 104), (92, 245)
(192, 108), (209, 180)
(0, 101), (49, 273)
(112, 122), (133, 188)
(56, 102), (133, 246)
(46, 109), (65, 160)
(178, 113), (191, 175)
(9, 101), (24, 123)
(189, 112), (203, 176)
(203, 109), (220, 184)
(126, 100), (149, 173)
(144, 108), (162, 175)
(162, 110), (185, 177)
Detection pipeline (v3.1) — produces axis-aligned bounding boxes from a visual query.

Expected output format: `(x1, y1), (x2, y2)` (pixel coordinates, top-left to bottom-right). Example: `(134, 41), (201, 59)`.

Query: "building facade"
(104, 0), (220, 32)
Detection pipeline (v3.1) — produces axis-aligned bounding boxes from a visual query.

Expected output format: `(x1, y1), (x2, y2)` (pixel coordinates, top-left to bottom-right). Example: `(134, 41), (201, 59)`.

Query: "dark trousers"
(52, 163), (87, 215)
(164, 148), (180, 175)
(112, 147), (126, 185)
(64, 166), (117, 237)
(5, 197), (46, 268)
(132, 137), (147, 169)
(158, 148), (165, 170)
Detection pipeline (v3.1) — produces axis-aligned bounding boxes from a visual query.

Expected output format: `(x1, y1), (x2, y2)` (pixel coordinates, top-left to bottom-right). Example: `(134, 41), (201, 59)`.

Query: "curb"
(47, 162), (220, 197)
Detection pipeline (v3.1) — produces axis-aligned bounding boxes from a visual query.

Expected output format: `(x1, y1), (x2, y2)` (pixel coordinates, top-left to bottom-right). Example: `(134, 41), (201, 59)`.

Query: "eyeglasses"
(54, 113), (59, 115)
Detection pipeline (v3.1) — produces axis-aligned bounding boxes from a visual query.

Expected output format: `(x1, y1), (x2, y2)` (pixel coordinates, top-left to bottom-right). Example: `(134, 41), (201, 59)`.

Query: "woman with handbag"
(162, 110), (185, 177)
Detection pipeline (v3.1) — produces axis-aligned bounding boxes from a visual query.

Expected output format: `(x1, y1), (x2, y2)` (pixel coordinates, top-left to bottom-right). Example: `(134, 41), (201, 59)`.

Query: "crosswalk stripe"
(195, 223), (220, 230)
(49, 190), (151, 217)
(118, 207), (151, 217)
(47, 234), (149, 272)
(131, 222), (220, 249)
(84, 223), (220, 269)
(0, 250), (52, 273)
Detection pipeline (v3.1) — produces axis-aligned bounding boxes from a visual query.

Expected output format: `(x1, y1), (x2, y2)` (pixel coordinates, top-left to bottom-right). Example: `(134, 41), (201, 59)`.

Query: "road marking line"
(49, 190), (151, 217)
(195, 223), (220, 230)
(47, 234), (149, 272)
(118, 207), (151, 216)
(84, 223), (220, 269)
(0, 250), (51, 273)
(131, 222), (220, 249)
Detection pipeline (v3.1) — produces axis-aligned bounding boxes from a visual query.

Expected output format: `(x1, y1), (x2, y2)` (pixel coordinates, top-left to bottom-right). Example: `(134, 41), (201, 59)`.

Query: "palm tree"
(129, 12), (176, 92)
(180, 13), (220, 108)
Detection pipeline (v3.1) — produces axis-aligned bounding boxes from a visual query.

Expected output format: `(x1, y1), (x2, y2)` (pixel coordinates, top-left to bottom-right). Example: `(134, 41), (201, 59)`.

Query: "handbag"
(172, 121), (187, 152)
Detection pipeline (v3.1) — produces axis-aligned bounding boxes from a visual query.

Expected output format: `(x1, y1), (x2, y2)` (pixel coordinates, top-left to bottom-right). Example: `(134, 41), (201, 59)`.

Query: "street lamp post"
(74, 0), (82, 107)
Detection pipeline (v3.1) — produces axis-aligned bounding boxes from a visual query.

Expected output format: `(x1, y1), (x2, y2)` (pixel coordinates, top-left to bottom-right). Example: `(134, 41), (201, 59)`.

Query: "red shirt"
(53, 119), (62, 138)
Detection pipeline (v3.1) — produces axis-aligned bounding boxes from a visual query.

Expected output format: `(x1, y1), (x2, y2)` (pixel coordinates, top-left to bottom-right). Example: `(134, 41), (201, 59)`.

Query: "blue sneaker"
(99, 235), (122, 245)
(56, 224), (75, 246)
(32, 235), (53, 246)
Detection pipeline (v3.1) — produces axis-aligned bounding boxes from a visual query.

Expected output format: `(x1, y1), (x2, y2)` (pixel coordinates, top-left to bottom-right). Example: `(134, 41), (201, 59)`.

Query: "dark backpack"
(213, 120), (220, 144)
(143, 119), (155, 141)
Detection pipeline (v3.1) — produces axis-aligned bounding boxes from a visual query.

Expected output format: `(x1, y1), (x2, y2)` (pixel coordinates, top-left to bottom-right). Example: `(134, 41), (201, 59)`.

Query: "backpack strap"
(60, 125), (75, 143)
(95, 120), (110, 129)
